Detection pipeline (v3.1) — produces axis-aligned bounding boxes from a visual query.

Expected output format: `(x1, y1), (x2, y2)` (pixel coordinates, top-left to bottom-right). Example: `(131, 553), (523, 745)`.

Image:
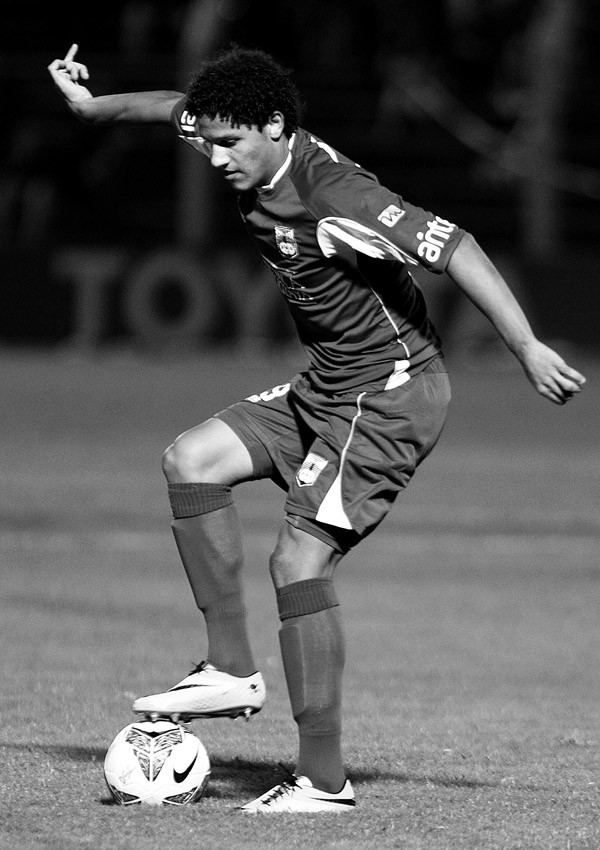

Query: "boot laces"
(262, 765), (300, 805)
(263, 779), (298, 804)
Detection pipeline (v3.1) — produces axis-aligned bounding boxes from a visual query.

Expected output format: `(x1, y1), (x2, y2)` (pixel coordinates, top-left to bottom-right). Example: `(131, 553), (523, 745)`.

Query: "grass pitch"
(1, 348), (599, 849)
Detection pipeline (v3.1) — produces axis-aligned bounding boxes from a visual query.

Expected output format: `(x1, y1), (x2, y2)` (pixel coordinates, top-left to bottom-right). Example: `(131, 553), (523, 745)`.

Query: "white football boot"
(240, 773), (356, 813)
(132, 661), (266, 721)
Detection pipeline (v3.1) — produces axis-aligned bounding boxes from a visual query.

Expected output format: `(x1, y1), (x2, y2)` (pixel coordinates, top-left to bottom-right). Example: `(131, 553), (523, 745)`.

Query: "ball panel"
(103, 720), (210, 806)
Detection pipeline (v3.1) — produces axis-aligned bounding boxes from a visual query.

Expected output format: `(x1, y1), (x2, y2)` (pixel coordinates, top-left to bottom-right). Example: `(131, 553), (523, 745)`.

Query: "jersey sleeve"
(306, 159), (465, 274)
(170, 97), (209, 155)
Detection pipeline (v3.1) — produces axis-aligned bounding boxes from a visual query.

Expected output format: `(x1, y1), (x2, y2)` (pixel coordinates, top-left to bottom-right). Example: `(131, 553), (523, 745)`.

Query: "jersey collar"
(259, 133), (296, 192)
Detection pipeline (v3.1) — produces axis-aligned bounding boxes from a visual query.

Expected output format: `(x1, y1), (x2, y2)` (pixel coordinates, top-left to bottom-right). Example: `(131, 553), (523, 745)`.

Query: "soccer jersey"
(172, 101), (465, 392)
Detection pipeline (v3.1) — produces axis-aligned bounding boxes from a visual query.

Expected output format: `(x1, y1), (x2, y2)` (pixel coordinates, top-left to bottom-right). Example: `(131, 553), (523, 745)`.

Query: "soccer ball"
(104, 720), (210, 806)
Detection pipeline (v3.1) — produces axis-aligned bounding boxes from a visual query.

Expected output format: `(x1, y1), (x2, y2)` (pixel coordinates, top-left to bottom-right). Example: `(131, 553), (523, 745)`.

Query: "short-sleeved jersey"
(172, 101), (465, 391)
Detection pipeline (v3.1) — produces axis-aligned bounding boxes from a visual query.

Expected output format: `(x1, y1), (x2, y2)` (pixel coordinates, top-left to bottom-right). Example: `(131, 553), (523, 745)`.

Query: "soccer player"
(48, 44), (586, 813)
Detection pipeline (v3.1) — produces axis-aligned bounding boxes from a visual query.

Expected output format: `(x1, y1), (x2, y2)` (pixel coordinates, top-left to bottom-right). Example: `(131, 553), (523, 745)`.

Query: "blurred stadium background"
(0, 0), (598, 356)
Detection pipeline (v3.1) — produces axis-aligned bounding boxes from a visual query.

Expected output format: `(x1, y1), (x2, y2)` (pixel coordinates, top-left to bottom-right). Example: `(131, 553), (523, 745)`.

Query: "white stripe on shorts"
(315, 392), (366, 529)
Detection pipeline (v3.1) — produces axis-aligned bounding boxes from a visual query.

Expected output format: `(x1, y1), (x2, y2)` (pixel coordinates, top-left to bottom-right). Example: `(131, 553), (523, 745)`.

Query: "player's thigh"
(214, 379), (307, 489)
(163, 417), (255, 485)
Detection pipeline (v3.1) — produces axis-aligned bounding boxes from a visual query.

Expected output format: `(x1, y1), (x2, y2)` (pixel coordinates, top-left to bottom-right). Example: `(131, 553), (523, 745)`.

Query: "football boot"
(240, 772), (355, 813)
(132, 661), (266, 721)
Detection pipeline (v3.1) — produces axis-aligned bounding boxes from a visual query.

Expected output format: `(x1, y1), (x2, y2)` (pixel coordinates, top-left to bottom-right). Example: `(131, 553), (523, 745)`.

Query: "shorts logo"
(275, 226), (299, 259)
(296, 453), (328, 487)
(377, 204), (405, 228)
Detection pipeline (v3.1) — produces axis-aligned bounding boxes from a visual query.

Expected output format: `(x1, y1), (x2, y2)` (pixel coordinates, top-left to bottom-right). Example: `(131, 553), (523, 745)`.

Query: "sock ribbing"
(276, 578), (339, 621)
(168, 482), (233, 518)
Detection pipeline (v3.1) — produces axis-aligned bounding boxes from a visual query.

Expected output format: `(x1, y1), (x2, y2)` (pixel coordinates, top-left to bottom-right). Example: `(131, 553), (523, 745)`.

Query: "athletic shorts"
(215, 358), (451, 553)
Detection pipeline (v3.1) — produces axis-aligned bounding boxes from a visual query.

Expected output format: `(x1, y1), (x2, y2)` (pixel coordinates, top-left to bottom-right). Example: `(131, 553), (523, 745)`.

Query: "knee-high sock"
(277, 578), (346, 793)
(169, 482), (255, 677)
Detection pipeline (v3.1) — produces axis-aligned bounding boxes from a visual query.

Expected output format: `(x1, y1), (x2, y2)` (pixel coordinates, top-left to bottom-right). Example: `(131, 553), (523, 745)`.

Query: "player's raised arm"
(446, 232), (586, 405)
(48, 44), (183, 125)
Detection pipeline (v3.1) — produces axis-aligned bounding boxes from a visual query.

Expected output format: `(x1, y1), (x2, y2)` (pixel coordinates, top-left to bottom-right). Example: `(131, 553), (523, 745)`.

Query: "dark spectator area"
(1, 0), (598, 352)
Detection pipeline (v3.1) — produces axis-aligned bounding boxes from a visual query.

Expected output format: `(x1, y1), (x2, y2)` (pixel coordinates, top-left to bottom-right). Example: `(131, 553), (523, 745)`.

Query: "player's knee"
(269, 545), (296, 587)
(162, 443), (178, 479)
(162, 434), (214, 482)
(162, 441), (186, 480)
(269, 523), (338, 588)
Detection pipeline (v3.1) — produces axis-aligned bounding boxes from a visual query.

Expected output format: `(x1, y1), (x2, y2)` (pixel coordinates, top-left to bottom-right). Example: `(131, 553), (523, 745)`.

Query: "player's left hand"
(48, 44), (92, 107)
(520, 340), (586, 405)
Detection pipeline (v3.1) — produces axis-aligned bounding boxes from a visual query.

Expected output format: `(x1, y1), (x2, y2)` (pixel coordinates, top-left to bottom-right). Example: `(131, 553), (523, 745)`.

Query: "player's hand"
(520, 339), (586, 405)
(48, 44), (92, 106)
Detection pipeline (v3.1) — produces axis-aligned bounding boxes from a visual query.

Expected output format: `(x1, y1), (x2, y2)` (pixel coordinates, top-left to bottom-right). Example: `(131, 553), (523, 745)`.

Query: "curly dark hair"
(185, 46), (302, 136)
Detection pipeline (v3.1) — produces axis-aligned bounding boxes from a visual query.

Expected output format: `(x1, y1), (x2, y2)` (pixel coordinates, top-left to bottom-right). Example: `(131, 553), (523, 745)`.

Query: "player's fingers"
(558, 363), (586, 387)
(63, 61), (89, 82)
(535, 373), (570, 405)
(64, 43), (78, 62)
(48, 57), (69, 72)
(542, 385), (564, 405)
(555, 375), (581, 395)
(549, 377), (582, 404)
(554, 368), (585, 396)
(549, 386), (570, 405)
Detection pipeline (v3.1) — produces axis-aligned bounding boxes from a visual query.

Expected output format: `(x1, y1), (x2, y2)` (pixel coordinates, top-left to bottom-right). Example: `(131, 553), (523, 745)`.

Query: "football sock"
(277, 578), (346, 794)
(168, 482), (256, 678)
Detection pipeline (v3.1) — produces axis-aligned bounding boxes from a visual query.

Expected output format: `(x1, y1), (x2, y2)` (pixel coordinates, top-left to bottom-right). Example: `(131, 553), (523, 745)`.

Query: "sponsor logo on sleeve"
(377, 204), (406, 228)
(416, 216), (457, 264)
(296, 453), (328, 487)
(179, 109), (199, 136)
(177, 109), (210, 152)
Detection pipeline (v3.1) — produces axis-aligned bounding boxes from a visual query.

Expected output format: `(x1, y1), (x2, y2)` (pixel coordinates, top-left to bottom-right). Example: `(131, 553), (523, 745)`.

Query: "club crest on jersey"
(296, 453), (328, 487)
(275, 226), (299, 259)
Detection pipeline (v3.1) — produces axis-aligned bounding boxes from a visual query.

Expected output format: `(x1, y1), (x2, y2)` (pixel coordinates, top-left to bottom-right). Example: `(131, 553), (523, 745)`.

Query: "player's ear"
(266, 112), (285, 141)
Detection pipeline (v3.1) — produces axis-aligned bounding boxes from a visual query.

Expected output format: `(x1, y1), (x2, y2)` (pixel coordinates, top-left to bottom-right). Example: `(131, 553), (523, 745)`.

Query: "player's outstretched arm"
(48, 44), (183, 124)
(446, 232), (586, 405)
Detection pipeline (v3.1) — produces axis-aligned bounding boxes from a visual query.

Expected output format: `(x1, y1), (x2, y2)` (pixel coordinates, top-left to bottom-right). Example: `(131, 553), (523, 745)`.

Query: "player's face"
(195, 113), (288, 192)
